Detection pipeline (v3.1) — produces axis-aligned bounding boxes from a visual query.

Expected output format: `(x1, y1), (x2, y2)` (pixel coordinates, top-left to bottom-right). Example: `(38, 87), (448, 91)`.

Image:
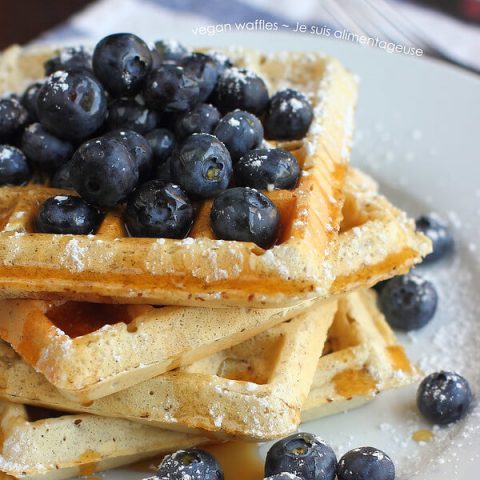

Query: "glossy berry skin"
(180, 53), (221, 102)
(125, 181), (194, 239)
(379, 273), (438, 331)
(0, 96), (29, 142)
(337, 447), (395, 480)
(106, 96), (159, 134)
(211, 187), (280, 249)
(92, 33), (152, 97)
(265, 433), (337, 480)
(157, 448), (223, 480)
(21, 123), (73, 171)
(417, 371), (473, 425)
(416, 214), (454, 264)
(44, 46), (92, 75)
(152, 39), (189, 66)
(214, 110), (263, 162)
(172, 133), (232, 198)
(264, 89), (313, 140)
(105, 129), (153, 181)
(145, 128), (176, 164)
(70, 136), (138, 208)
(37, 70), (108, 142)
(35, 195), (102, 235)
(214, 67), (269, 115)
(0, 145), (31, 185)
(51, 161), (74, 189)
(236, 148), (300, 190)
(21, 81), (44, 122)
(144, 64), (200, 112)
(156, 155), (174, 186)
(175, 103), (221, 140)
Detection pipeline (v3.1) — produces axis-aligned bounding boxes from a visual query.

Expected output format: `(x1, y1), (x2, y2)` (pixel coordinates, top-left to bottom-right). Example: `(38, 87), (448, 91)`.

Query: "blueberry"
(105, 129), (153, 181)
(171, 133), (232, 198)
(207, 51), (233, 74)
(264, 475), (302, 480)
(175, 103), (221, 140)
(157, 448), (223, 480)
(265, 89), (313, 140)
(35, 195), (102, 234)
(51, 161), (74, 189)
(37, 70), (107, 142)
(214, 67), (269, 115)
(92, 33), (152, 97)
(21, 123), (73, 171)
(144, 64), (200, 112)
(417, 371), (473, 425)
(416, 214), (454, 264)
(44, 46), (92, 75)
(70, 136), (138, 207)
(337, 447), (395, 480)
(236, 148), (300, 190)
(156, 155), (174, 186)
(106, 96), (159, 134)
(0, 145), (31, 185)
(145, 128), (176, 164)
(180, 53), (221, 102)
(379, 273), (438, 331)
(21, 81), (44, 122)
(0, 96), (29, 142)
(152, 39), (189, 65)
(214, 110), (263, 162)
(265, 433), (337, 480)
(211, 187), (280, 249)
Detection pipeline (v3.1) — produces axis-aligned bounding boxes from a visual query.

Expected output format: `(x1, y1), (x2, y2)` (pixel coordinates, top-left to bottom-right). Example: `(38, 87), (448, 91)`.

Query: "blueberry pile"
(0, 34), (312, 246)
(156, 434), (396, 480)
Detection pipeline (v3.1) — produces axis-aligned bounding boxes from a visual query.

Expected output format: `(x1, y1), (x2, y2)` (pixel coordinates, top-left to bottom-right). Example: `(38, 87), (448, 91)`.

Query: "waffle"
(0, 45), (358, 309)
(0, 167), (429, 403)
(0, 290), (419, 442)
(0, 401), (211, 480)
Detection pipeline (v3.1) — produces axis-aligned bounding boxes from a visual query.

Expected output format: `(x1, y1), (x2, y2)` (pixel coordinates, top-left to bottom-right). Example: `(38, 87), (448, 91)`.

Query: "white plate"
(97, 31), (480, 480)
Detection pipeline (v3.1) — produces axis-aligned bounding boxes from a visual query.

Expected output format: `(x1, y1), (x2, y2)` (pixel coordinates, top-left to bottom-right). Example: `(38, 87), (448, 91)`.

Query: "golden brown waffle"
(0, 45), (357, 308)
(0, 168), (429, 403)
(0, 401), (210, 480)
(0, 290), (418, 442)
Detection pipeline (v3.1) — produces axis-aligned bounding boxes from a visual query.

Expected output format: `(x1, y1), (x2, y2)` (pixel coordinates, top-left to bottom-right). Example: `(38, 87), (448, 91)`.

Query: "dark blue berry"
(156, 155), (174, 186)
(171, 133), (232, 198)
(373, 280), (389, 293)
(265, 89), (313, 140)
(416, 214), (454, 264)
(21, 81), (44, 122)
(175, 103), (221, 140)
(44, 46), (92, 75)
(21, 123), (73, 171)
(265, 433), (337, 480)
(106, 96), (159, 134)
(236, 148), (300, 190)
(152, 39), (189, 66)
(105, 129), (153, 181)
(92, 33), (152, 97)
(70, 136), (138, 207)
(214, 110), (263, 162)
(211, 187), (279, 249)
(37, 70), (108, 142)
(264, 475), (302, 480)
(157, 448), (223, 480)
(35, 195), (102, 234)
(214, 67), (269, 115)
(417, 371), (473, 425)
(208, 51), (233, 74)
(337, 447), (395, 480)
(144, 64), (200, 112)
(379, 273), (438, 331)
(0, 96), (29, 142)
(180, 53), (221, 102)
(0, 145), (31, 185)
(125, 181), (194, 238)
(51, 161), (74, 189)
(145, 128), (176, 164)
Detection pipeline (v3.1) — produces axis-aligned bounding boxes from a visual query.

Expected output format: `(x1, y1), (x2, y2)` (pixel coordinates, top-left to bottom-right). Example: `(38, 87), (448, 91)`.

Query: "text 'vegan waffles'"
(0, 45), (356, 308)
(0, 290), (419, 442)
(0, 168), (429, 402)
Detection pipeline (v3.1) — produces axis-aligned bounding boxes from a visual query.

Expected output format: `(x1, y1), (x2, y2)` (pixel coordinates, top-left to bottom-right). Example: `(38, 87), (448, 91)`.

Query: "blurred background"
(1, 0), (479, 72)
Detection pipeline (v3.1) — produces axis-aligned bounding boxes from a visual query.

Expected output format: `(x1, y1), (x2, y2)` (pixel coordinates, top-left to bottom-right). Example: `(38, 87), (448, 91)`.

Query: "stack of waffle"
(0, 45), (430, 480)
